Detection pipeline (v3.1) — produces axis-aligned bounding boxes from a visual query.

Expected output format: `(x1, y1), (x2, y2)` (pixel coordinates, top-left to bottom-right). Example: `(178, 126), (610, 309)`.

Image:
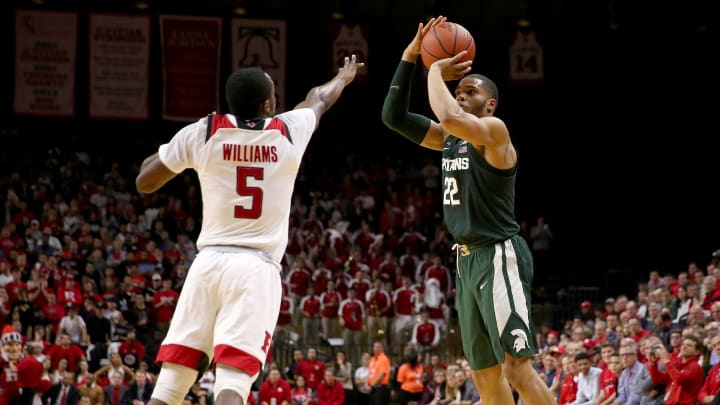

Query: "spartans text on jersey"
(442, 157), (469, 171)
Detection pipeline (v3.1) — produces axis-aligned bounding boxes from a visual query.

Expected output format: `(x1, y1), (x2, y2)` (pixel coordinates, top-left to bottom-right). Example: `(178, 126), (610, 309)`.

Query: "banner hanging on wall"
(331, 23), (368, 83)
(89, 13), (151, 120)
(160, 15), (222, 121)
(14, 10), (78, 117)
(230, 19), (286, 112)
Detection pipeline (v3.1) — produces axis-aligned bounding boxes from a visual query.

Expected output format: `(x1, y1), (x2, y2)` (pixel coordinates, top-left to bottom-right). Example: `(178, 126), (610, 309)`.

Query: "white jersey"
(158, 109), (316, 262)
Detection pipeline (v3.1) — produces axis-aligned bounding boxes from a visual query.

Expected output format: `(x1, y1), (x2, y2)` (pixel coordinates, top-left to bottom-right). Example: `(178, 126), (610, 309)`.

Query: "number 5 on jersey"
(235, 166), (264, 219)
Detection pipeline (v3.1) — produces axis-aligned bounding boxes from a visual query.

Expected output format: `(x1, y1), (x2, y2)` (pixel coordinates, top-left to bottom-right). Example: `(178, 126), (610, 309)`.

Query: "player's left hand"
(430, 51), (473, 81)
(336, 54), (365, 85)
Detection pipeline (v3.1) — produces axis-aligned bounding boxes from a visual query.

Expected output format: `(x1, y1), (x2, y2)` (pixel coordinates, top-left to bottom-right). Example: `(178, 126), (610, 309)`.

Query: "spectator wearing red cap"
(579, 300), (595, 327)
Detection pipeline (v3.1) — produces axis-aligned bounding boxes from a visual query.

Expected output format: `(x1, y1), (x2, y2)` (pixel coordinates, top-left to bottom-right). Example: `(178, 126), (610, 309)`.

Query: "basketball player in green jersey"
(381, 16), (555, 405)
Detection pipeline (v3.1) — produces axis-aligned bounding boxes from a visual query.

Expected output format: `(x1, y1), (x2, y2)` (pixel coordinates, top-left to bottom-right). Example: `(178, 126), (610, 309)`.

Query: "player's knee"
(152, 363), (199, 405)
(216, 389), (244, 405)
(501, 356), (532, 387)
(214, 363), (258, 404)
(470, 364), (503, 390)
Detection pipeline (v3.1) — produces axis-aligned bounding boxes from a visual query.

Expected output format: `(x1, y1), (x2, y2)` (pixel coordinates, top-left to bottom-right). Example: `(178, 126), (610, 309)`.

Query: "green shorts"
(456, 234), (538, 370)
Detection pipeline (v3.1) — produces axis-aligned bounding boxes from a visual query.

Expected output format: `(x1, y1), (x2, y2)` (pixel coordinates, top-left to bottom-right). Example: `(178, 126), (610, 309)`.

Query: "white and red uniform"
(155, 110), (317, 378)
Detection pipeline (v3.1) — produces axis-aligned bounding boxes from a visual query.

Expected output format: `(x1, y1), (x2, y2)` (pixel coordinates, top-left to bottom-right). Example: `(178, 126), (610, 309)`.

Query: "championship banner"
(160, 15), (222, 121)
(89, 13), (151, 120)
(331, 23), (368, 82)
(509, 30), (544, 86)
(14, 10), (78, 117)
(230, 19), (286, 111)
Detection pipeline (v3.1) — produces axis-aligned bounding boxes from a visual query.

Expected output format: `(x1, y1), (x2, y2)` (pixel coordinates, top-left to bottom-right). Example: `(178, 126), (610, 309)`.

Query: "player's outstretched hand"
(430, 50), (473, 81)
(337, 54), (365, 85)
(404, 15), (447, 58)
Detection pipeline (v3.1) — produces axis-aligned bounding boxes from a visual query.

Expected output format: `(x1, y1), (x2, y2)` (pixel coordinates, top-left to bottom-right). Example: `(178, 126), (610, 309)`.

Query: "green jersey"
(441, 135), (520, 247)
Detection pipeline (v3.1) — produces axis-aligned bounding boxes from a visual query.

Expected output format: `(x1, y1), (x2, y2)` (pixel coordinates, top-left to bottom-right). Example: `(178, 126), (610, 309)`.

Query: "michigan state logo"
(510, 329), (528, 353)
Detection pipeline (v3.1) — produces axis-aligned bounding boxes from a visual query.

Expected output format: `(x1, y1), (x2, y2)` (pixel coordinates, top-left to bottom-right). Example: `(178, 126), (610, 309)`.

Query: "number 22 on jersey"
(443, 177), (460, 206)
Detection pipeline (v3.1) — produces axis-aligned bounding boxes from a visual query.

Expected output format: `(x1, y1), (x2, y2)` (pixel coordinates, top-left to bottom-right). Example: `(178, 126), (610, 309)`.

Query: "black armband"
(381, 61), (431, 145)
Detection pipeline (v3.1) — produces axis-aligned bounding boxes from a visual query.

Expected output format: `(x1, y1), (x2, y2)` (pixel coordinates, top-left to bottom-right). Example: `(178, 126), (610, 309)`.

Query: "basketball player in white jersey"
(136, 55), (364, 405)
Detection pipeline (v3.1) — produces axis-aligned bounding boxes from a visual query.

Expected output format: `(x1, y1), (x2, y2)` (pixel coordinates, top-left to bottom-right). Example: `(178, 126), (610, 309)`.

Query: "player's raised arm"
(294, 54), (364, 128)
(381, 16), (447, 151)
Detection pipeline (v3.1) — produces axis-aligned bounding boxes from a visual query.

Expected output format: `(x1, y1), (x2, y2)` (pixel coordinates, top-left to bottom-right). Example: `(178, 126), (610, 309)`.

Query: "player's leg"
(150, 250), (219, 405)
(213, 251), (282, 405)
(497, 236), (555, 404)
(148, 362), (202, 405)
(456, 251), (514, 405)
(502, 354), (555, 405)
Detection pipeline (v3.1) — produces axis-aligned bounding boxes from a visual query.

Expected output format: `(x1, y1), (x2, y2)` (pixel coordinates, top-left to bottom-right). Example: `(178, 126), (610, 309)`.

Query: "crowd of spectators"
(1, 144), (719, 405)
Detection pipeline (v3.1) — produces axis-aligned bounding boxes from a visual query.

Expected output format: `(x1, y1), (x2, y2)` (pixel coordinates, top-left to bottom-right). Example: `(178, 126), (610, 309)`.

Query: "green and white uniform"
(442, 135), (537, 370)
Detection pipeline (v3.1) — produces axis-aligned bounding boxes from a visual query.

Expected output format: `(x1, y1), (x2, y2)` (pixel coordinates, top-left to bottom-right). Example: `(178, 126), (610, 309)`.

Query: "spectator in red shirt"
(17, 342), (51, 404)
(699, 334), (720, 404)
(339, 287), (365, 362)
(117, 329), (145, 370)
(410, 311), (441, 357)
(296, 348), (325, 392)
(46, 333), (86, 372)
(275, 293), (294, 342)
(392, 276), (418, 352)
(316, 370), (345, 405)
(56, 274), (83, 309)
(596, 352), (622, 405)
(319, 281), (342, 340)
(28, 276), (54, 310)
(557, 354), (578, 405)
(628, 318), (652, 343)
(299, 285), (322, 346)
(41, 293), (65, 340)
(648, 334), (704, 405)
(150, 278), (178, 336)
(259, 368), (292, 405)
(422, 255), (451, 297)
(286, 264), (311, 308)
(365, 278), (391, 349)
(4, 268), (27, 303)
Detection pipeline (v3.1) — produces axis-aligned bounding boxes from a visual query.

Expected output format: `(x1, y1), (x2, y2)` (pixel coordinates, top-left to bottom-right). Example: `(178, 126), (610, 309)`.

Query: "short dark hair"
(225, 67), (273, 117)
(574, 352), (592, 361)
(465, 74), (499, 102)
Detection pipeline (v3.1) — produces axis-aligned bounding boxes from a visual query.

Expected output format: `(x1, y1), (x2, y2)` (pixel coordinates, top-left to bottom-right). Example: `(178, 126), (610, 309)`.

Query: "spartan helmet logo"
(510, 329), (529, 353)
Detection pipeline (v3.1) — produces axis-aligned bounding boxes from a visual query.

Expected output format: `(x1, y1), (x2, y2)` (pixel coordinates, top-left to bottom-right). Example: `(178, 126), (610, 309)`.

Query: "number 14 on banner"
(509, 30), (544, 86)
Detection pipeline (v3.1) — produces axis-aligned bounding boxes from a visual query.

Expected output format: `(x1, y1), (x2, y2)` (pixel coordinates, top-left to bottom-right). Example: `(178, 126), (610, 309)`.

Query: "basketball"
(420, 21), (476, 70)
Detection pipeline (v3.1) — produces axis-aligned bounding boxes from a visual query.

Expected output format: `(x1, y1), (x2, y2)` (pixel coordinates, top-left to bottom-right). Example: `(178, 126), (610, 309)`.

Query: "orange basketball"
(420, 21), (476, 70)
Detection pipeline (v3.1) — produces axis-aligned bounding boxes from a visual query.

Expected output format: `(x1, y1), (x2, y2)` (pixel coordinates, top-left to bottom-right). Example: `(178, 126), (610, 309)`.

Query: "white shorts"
(156, 246), (282, 376)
